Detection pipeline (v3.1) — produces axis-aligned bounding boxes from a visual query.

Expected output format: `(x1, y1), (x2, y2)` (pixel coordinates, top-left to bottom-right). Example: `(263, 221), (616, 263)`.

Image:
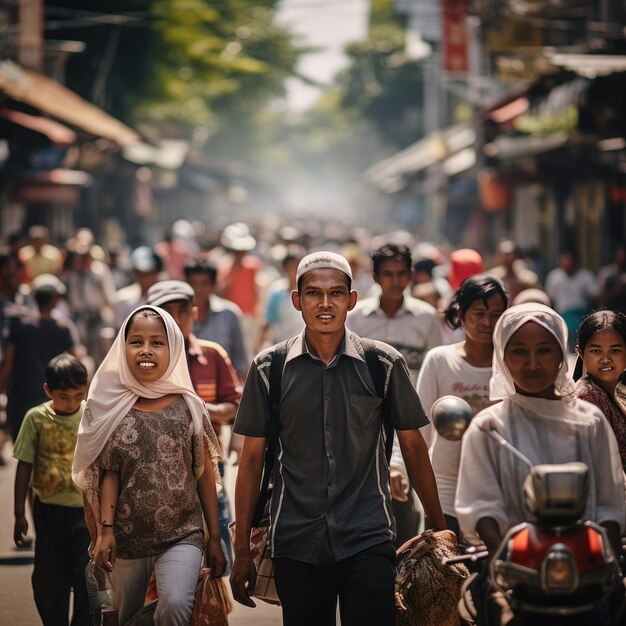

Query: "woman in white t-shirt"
(416, 275), (508, 535)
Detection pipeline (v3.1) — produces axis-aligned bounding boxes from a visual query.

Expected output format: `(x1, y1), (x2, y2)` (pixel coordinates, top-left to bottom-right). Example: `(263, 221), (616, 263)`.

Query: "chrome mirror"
(431, 395), (472, 441)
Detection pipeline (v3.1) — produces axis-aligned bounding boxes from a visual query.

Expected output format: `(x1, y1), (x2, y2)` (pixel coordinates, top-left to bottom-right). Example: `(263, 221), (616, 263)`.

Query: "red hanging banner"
(443, 0), (468, 75)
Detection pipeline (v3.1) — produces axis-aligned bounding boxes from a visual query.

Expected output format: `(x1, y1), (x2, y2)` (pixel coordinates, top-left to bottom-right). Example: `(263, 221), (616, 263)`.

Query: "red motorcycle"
(431, 395), (625, 626)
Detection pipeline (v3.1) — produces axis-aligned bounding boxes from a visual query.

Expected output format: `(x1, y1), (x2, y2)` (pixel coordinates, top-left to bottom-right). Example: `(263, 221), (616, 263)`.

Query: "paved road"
(0, 447), (281, 625)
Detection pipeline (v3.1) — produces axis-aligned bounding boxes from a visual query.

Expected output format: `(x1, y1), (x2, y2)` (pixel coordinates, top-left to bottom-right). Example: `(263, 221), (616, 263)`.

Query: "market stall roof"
(0, 60), (139, 147)
(483, 132), (570, 160)
(547, 53), (626, 78)
(366, 123), (476, 193)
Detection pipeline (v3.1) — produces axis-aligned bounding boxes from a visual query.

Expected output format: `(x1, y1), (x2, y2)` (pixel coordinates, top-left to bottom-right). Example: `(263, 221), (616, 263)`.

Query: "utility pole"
(17, 0), (42, 70)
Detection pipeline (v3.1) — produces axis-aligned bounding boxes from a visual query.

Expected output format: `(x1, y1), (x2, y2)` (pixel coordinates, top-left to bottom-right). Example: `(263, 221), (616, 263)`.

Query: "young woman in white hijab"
(72, 306), (225, 625)
(455, 303), (625, 559)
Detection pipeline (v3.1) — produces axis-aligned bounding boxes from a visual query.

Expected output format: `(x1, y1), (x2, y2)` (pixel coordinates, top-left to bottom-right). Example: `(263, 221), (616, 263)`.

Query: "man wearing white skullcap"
(231, 250), (445, 626)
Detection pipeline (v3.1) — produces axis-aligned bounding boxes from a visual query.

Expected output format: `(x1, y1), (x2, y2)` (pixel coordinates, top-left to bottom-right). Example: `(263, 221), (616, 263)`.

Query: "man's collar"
(208, 294), (226, 312)
(286, 329), (365, 363)
(361, 294), (412, 316)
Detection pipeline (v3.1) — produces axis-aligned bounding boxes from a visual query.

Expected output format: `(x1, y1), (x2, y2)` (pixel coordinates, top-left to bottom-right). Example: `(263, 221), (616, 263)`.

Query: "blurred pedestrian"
(155, 227), (191, 281)
(13, 353), (90, 626)
(0, 274), (76, 442)
(217, 223), (261, 350)
(114, 246), (163, 329)
(447, 248), (484, 293)
(348, 244), (442, 385)
(72, 306), (226, 625)
(487, 238), (539, 302)
(18, 225), (63, 281)
(347, 243), (443, 546)
(257, 244), (305, 350)
(64, 234), (116, 366)
(545, 248), (598, 352)
(184, 259), (250, 381)
(598, 244), (626, 315)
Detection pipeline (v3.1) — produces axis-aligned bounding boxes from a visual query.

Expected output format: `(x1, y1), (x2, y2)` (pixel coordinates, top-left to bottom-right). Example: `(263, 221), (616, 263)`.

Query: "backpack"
(252, 337), (393, 526)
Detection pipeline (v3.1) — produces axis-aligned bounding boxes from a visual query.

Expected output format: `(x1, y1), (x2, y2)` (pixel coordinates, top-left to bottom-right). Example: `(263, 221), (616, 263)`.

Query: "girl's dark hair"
(444, 274), (508, 330)
(45, 353), (88, 390)
(576, 310), (626, 353)
(124, 308), (165, 339)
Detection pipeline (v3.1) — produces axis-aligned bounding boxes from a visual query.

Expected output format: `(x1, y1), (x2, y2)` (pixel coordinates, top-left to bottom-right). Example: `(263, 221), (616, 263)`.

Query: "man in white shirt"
(347, 243), (442, 545)
(545, 248), (598, 351)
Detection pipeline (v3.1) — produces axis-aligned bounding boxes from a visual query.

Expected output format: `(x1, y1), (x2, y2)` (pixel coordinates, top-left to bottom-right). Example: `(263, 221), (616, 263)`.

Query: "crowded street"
(2, 1), (626, 626)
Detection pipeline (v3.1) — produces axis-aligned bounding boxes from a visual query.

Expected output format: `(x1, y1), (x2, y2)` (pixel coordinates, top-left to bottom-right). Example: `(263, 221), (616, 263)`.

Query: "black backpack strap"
(252, 340), (289, 526)
(362, 338), (394, 462)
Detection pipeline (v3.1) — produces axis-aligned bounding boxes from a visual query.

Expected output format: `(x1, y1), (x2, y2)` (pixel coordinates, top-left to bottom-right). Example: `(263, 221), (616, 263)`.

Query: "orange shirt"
(218, 255), (260, 315)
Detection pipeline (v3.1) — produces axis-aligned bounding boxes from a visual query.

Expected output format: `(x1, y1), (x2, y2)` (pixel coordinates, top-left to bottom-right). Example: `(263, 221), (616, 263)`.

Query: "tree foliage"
(46, 1), (303, 135)
(142, 0), (302, 129)
(336, 23), (426, 148)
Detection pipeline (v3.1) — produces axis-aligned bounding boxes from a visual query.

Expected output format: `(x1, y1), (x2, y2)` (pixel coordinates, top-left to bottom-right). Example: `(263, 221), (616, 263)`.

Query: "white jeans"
(111, 543), (202, 625)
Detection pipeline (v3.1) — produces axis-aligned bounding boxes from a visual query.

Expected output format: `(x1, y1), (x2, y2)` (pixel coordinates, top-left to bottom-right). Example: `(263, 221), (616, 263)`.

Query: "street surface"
(0, 448), (281, 625)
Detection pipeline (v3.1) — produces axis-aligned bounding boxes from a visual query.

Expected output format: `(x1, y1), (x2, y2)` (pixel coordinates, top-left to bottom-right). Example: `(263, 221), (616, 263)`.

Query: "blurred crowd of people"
(0, 220), (624, 467)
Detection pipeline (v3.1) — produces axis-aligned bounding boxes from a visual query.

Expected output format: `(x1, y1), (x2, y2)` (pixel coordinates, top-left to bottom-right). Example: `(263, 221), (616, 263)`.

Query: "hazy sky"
(278, 0), (369, 109)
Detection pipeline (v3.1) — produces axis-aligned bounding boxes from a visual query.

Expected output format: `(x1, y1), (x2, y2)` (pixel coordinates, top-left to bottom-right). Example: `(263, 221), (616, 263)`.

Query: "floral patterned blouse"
(575, 377), (626, 471)
(96, 396), (205, 559)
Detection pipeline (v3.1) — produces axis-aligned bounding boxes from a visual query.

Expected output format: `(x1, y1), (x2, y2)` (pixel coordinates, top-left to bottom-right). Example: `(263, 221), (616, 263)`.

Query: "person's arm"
(197, 454), (227, 577)
(229, 435), (266, 608)
(476, 516), (503, 559)
(97, 470), (120, 571)
(205, 401), (237, 425)
(389, 434), (408, 502)
(415, 350), (440, 448)
(396, 428), (446, 530)
(13, 460), (32, 546)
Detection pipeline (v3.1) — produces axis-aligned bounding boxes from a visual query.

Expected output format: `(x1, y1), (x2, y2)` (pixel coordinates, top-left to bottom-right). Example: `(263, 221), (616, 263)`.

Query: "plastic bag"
(191, 568), (231, 626)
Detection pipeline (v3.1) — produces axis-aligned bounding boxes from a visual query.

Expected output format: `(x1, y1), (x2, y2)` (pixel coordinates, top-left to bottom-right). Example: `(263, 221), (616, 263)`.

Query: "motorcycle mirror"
(431, 395), (472, 441)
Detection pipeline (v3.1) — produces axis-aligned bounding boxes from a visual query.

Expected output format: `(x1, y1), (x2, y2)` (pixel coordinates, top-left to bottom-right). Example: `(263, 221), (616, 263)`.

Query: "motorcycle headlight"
(541, 544), (577, 591)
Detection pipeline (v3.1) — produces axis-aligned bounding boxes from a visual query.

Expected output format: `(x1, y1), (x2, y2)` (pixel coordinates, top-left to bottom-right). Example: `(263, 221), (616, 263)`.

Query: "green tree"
(336, 19), (426, 148)
(142, 0), (302, 129)
(46, 1), (303, 138)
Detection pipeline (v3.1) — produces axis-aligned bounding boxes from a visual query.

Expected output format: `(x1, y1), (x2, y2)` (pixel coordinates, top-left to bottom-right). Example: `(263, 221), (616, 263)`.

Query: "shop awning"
(548, 53), (626, 79)
(366, 123), (476, 193)
(483, 132), (570, 160)
(0, 60), (139, 147)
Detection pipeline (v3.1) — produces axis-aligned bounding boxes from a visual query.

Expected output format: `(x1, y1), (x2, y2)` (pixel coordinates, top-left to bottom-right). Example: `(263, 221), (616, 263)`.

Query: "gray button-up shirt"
(233, 329), (428, 564)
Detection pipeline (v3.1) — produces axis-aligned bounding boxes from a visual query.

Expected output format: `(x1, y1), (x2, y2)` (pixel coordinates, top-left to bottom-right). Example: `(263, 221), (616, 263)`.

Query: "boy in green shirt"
(13, 353), (90, 626)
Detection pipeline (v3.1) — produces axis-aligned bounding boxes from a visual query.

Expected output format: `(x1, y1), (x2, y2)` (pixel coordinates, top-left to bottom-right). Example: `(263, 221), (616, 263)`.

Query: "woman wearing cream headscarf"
(72, 306), (224, 625)
(455, 303), (624, 557)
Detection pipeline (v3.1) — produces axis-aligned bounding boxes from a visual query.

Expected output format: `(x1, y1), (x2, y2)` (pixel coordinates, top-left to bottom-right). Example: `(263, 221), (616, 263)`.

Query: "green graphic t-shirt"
(13, 400), (85, 507)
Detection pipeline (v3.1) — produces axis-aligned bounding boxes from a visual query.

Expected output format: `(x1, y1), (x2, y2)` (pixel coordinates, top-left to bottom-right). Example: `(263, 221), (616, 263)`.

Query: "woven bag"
(395, 529), (469, 626)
